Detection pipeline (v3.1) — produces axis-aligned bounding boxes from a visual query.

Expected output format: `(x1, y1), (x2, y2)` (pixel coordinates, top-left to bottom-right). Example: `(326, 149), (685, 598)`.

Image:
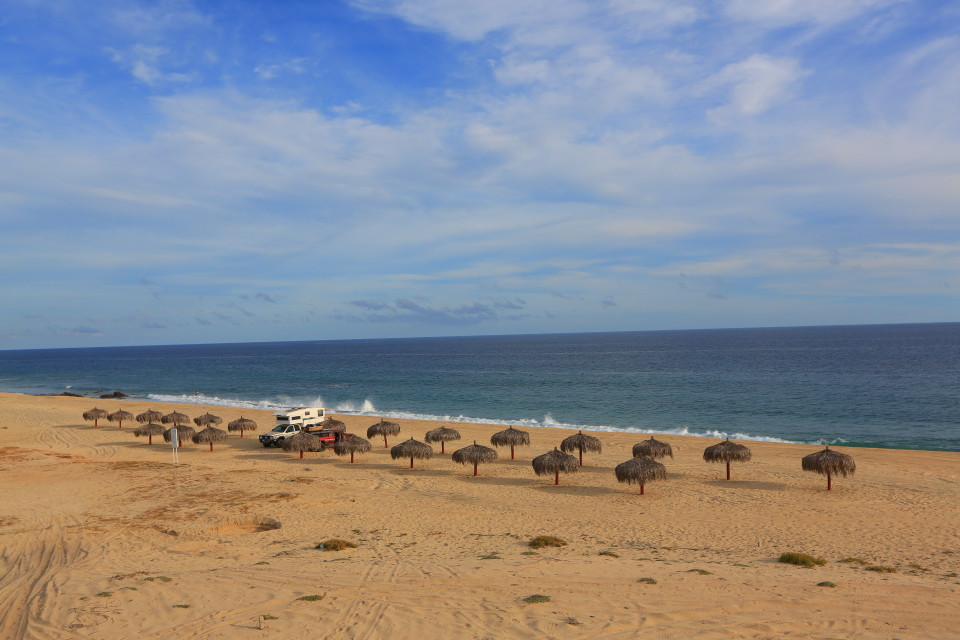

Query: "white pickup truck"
(258, 407), (325, 448)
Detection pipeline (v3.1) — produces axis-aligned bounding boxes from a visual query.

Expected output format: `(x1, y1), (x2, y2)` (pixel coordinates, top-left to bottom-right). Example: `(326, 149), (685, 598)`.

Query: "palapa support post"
(148, 434), (153, 445)
(578, 446), (583, 466)
(473, 462), (478, 476)
(299, 449), (305, 460)
(641, 483), (645, 495)
(383, 435), (389, 449)
(511, 445), (515, 460)
(409, 455), (414, 469)
(350, 451), (355, 463)
(827, 472), (832, 491)
(441, 441), (445, 454)
(726, 461), (731, 481)
(554, 471), (559, 486)
(209, 441), (213, 452)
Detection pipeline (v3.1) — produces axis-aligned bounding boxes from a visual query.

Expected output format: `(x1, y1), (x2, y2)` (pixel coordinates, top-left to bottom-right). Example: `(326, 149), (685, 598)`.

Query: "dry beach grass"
(1, 392), (959, 639)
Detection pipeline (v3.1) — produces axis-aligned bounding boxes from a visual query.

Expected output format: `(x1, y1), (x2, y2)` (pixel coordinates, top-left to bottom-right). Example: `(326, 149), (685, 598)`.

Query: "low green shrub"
(779, 552), (826, 567)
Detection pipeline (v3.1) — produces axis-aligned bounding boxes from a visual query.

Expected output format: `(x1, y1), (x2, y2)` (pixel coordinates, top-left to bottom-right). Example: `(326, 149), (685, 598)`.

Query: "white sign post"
(170, 427), (179, 465)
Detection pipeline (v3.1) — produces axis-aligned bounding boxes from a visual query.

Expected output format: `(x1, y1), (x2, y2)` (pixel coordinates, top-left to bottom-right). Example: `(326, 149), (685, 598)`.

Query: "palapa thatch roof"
(802, 447), (856, 490)
(614, 457), (667, 494)
(133, 422), (164, 444)
(107, 410), (134, 427)
(703, 438), (752, 480)
(368, 419), (401, 447)
(632, 436), (673, 460)
(451, 441), (498, 476)
(319, 417), (347, 430)
(531, 448), (579, 485)
(490, 426), (531, 460)
(282, 431), (322, 459)
(163, 424), (195, 446)
(560, 430), (602, 465)
(227, 416), (258, 436)
(193, 413), (223, 428)
(390, 438), (433, 468)
(333, 434), (372, 463)
(136, 409), (164, 424)
(82, 407), (108, 425)
(703, 438), (753, 463)
(192, 425), (228, 451)
(424, 426), (461, 453)
(161, 411), (190, 426)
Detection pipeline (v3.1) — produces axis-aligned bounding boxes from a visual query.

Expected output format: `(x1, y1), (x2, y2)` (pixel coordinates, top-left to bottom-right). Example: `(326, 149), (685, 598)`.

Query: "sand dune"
(1, 392), (958, 639)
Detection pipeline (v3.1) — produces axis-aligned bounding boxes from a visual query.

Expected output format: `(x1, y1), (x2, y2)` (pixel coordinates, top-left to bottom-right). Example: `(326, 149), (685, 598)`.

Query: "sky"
(1, 0), (958, 350)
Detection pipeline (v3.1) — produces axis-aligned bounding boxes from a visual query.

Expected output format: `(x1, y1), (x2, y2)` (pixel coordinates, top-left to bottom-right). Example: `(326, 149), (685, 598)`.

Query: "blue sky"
(1, 0), (958, 349)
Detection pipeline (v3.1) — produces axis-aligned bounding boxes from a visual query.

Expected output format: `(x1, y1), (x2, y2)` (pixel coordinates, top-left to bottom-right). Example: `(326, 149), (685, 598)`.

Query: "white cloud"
(704, 54), (808, 119)
(725, 0), (903, 28)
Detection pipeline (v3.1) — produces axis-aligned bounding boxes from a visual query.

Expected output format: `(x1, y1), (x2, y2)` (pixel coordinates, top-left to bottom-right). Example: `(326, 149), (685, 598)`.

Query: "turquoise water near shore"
(1, 323), (958, 451)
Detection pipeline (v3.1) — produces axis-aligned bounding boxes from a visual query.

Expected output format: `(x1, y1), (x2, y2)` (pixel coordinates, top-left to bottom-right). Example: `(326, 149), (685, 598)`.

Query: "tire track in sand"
(0, 508), (89, 640)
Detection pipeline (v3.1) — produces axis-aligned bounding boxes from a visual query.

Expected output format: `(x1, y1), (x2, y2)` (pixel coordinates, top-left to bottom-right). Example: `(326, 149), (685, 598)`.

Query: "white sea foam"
(145, 393), (804, 445)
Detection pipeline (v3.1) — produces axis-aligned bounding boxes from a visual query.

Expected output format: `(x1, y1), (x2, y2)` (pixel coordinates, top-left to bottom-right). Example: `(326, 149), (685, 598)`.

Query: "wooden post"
(554, 471), (559, 485)
(473, 462), (478, 476)
(827, 472), (832, 491)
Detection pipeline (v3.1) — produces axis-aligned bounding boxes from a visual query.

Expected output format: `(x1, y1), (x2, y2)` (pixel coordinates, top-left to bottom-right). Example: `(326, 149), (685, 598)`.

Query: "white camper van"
(258, 407), (327, 447)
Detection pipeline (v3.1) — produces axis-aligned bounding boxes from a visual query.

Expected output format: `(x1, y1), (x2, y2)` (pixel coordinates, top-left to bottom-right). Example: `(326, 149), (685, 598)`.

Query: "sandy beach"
(1, 392), (958, 639)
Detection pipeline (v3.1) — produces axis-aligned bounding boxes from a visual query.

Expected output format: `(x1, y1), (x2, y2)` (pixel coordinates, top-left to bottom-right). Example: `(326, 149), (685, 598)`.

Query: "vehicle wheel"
(262, 443), (271, 448)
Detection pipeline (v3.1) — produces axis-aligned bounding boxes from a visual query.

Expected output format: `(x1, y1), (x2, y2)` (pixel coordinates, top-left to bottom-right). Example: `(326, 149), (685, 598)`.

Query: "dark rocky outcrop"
(99, 391), (128, 399)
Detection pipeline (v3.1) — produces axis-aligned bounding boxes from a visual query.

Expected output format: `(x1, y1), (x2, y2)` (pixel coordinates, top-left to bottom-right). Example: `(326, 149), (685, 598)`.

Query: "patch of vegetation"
(121, 586), (138, 591)
(143, 576), (172, 582)
(816, 581), (837, 588)
(315, 539), (357, 551)
(529, 536), (567, 549)
(173, 604), (190, 608)
(779, 552), (826, 567)
(297, 595), (324, 602)
(599, 550), (620, 558)
(352, 529), (363, 534)
(865, 565), (897, 573)
(522, 594), (551, 604)
(840, 557), (868, 565)
(479, 554), (502, 560)
(907, 563), (929, 572)
(96, 592), (113, 597)
(732, 563), (750, 568)
(688, 569), (713, 575)
(562, 617), (582, 625)
(944, 572), (958, 578)
(521, 551), (539, 556)
(254, 561), (270, 565)
(637, 577), (657, 584)
(262, 614), (279, 621)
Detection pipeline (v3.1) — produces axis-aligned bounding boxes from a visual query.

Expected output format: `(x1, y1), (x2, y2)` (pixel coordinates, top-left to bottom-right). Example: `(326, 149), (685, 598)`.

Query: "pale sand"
(1, 392), (958, 640)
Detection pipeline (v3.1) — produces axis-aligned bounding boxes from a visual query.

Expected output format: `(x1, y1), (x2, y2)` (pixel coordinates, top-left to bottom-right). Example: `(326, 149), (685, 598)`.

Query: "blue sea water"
(1, 323), (958, 452)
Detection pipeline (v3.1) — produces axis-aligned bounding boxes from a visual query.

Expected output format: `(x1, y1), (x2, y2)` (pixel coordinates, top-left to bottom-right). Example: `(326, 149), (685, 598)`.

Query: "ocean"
(1, 323), (958, 452)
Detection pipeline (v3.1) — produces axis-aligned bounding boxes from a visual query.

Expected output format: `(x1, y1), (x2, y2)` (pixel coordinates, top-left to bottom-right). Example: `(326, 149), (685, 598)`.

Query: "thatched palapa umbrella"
(615, 457), (667, 495)
(228, 416), (258, 438)
(82, 407), (108, 427)
(391, 438), (433, 469)
(802, 446), (856, 491)
(136, 409), (164, 425)
(425, 426), (461, 453)
(703, 438), (752, 480)
(134, 422), (164, 445)
(333, 434), (372, 463)
(451, 441), (497, 476)
(193, 413), (223, 429)
(532, 448), (579, 486)
(163, 423), (195, 448)
(319, 417), (346, 430)
(282, 431), (321, 460)
(633, 436), (673, 460)
(490, 426), (530, 460)
(192, 425), (228, 451)
(161, 411), (190, 426)
(107, 410), (134, 428)
(560, 430), (602, 466)
(368, 419), (401, 449)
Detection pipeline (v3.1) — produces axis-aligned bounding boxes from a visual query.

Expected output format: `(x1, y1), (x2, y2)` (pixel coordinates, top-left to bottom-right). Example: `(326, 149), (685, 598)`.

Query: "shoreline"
(22, 390), (960, 454)
(2, 391), (959, 638)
